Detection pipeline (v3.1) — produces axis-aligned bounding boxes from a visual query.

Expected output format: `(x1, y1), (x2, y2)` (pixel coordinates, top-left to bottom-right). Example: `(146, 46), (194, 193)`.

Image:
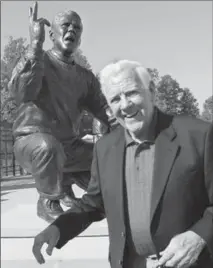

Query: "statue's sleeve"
(8, 45), (45, 105)
(84, 73), (117, 132)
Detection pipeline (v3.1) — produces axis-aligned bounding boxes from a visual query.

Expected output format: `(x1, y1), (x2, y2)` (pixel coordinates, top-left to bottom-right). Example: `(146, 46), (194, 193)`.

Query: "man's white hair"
(99, 60), (152, 95)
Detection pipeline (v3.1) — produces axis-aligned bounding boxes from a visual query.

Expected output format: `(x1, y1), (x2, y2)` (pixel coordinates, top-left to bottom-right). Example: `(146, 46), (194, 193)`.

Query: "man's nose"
(68, 24), (75, 32)
(120, 96), (130, 110)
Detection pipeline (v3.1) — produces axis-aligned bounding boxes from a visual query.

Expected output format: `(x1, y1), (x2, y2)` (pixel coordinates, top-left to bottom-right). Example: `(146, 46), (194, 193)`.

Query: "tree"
(178, 88), (199, 117)
(1, 36), (27, 124)
(147, 68), (160, 85)
(156, 75), (183, 115)
(156, 75), (200, 116)
(147, 68), (167, 111)
(1, 36), (27, 80)
(201, 96), (213, 122)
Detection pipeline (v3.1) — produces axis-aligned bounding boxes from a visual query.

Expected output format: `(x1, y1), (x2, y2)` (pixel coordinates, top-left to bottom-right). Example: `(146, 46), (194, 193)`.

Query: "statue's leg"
(61, 171), (91, 207)
(71, 170), (91, 191)
(14, 133), (66, 223)
(60, 138), (94, 207)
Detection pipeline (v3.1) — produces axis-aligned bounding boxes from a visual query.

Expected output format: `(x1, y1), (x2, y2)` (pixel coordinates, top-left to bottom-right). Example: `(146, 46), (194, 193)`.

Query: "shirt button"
(119, 260), (123, 266)
(121, 232), (125, 238)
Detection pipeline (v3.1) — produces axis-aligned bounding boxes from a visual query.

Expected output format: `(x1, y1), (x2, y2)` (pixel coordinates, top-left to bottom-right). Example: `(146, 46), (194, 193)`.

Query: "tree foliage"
(147, 68), (160, 85)
(1, 36), (27, 124)
(201, 96), (213, 122)
(147, 70), (200, 117)
(1, 36), (27, 80)
(178, 88), (199, 117)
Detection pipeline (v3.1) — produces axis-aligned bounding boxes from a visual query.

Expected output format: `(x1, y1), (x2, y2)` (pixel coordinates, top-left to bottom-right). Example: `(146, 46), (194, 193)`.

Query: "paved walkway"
(1, 182), (110, 268)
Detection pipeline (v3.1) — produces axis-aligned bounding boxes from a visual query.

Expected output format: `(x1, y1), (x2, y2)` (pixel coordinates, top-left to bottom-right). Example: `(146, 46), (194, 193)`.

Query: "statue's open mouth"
(64, 34), (75, 42)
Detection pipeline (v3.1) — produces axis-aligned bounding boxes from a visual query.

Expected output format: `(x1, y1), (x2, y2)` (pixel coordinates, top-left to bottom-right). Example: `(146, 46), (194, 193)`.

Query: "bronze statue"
(9, 2), (111, 223)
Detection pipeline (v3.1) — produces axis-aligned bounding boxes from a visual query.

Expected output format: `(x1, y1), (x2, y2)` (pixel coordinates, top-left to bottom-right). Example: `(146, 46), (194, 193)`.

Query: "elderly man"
(9, 2), (111, 223)
(32, 60), (213, 268)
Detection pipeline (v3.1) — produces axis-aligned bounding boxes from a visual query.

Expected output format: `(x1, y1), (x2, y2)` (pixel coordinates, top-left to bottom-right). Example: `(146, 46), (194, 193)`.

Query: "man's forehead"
(53, 10), (81, 24)
(108, 72), (138, 88)
(112, 69), (151, 90)
(105, 77), (139, 97)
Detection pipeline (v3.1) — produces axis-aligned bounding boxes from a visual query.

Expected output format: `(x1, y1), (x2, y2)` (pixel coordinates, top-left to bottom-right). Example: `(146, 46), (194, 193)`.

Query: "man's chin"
(61, 43), (77, 54)
(63, 47), (74, 54)
(125, 124), (143, 135)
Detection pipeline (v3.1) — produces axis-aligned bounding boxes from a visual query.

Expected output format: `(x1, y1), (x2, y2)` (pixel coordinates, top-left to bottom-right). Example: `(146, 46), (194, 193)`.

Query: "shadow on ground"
(1, 183), (36, 192)
(0, 191), (13, 202)
(1, 176), (32, 182)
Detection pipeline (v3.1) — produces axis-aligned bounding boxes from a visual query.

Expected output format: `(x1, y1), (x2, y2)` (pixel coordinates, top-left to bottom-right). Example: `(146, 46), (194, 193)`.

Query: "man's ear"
(49, 29), (54, 41)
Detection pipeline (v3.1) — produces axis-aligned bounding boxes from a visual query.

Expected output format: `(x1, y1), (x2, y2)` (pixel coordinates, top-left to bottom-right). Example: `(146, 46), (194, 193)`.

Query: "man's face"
(105, 72), (155, 137)
(51, 12), (83, 54)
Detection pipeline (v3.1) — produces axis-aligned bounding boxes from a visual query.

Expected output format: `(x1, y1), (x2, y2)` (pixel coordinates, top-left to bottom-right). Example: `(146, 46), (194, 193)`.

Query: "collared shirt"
(124, 110), (157, 266)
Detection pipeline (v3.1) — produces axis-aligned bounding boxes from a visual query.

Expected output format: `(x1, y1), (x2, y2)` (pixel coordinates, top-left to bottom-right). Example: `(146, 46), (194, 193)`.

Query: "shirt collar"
(125, 107), (157, 146)
(48, 50), (75, 65)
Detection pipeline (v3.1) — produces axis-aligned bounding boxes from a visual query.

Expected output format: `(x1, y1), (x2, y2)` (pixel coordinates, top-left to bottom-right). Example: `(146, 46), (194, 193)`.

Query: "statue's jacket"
(9, 48), (109, 141)
(9, 47), (111, 172)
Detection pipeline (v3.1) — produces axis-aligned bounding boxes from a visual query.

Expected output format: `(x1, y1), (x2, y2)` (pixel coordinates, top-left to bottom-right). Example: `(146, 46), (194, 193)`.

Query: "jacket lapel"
(150, 113), (180, 224)
(110, 127), (126, 220)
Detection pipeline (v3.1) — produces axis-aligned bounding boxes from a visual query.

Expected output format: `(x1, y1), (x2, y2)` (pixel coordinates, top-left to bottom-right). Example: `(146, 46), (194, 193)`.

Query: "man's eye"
(126, 91), (138, 97)
(74, 24), (81, 30)
(111, 97), (120, 103)
(62, 23), (70, 27)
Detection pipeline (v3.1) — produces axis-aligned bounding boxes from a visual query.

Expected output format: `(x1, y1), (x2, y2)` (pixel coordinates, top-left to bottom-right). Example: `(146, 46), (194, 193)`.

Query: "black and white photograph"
(1, 1), (212, 268)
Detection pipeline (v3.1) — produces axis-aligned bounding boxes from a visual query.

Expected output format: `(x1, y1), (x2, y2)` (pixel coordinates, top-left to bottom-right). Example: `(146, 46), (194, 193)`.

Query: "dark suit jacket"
(53, 110), (213, 268)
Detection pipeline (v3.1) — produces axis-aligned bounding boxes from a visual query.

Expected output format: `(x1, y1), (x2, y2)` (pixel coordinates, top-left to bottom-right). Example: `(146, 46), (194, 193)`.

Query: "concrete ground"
(1, 178), (110, 268)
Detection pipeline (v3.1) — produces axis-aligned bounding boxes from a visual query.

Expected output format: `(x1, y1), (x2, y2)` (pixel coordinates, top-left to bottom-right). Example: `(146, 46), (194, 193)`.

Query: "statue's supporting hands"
(29, 1), (50, 48)
(32, 225), (60, 264)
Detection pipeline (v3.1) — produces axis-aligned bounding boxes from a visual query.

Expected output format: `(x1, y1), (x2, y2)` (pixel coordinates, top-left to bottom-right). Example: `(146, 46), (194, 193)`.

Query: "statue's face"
(50, 11), (83, 54)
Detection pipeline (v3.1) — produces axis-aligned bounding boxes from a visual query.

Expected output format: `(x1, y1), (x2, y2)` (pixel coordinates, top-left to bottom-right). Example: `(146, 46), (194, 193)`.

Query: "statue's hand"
(29, 1), (50, 46)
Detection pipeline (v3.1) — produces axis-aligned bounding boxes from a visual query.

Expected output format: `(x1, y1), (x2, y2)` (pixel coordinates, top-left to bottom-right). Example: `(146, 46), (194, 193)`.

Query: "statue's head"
(49, 10), (83, 55)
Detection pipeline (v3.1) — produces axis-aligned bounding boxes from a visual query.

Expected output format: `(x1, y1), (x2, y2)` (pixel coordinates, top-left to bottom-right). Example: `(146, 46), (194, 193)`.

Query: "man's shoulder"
(95, 125), (123, 150)
(172, 114), (210, 135)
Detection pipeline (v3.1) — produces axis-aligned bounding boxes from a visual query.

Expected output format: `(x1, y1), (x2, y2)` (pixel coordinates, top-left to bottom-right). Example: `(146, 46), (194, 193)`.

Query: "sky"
(1, 1), (212, 110)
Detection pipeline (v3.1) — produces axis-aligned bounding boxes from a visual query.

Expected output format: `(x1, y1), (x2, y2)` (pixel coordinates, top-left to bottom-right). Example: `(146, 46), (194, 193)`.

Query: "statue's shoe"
(37, 197), (64, 223)
(60, 194), (80, 208)
(60, 184), (81, 208)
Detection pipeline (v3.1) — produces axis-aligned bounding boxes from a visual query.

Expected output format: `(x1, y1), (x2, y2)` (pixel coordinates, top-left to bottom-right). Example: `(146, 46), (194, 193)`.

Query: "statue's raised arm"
(9, 1), (50, 104)
(29, 1), (50, 47)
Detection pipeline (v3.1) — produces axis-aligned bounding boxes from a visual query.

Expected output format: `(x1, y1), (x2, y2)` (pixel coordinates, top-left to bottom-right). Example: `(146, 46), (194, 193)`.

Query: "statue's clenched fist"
(29, 1), (50, 45)
(32, 225), (60, 264)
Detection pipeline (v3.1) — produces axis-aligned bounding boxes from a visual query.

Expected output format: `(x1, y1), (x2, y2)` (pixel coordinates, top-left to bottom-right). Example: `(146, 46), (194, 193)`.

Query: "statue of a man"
(9, 2), (111, 223)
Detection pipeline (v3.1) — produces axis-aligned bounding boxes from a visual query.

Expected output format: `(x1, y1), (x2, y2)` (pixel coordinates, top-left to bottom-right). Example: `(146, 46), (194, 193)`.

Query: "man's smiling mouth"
(125, 111), (138, 118)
